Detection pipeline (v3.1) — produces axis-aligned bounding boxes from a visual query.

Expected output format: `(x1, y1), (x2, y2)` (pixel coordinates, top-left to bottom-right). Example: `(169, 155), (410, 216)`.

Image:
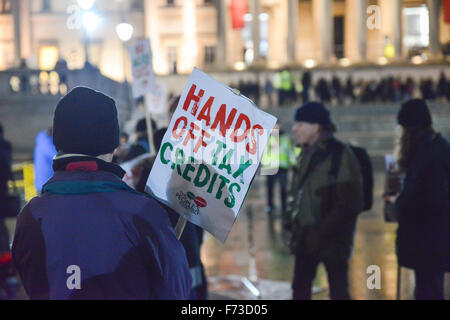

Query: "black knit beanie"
(397, 99), (432, 128)
(53, 86), (120, 156)
(294, 102), (333, 126)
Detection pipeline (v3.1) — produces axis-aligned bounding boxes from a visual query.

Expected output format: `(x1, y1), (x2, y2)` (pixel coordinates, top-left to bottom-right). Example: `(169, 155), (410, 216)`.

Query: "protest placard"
(145, 81), (168, 115)
(128, 39), (154, 99)
(121, 153), (152, 188)
(146, 68), (277, 242)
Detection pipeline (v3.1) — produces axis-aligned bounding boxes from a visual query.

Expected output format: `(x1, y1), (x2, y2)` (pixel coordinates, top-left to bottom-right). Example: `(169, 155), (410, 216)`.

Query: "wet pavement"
(203, 168), (450, 300)
(4, 165), (449, 300)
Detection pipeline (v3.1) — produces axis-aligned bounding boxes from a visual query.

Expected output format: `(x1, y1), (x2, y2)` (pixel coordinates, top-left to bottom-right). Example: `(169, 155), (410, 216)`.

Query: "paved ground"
(4, 162), (449, 300)
(203, 168), (450, 300)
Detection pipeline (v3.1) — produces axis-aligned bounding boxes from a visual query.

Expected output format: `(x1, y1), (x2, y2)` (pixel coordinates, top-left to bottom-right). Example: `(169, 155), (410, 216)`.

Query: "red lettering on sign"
(173, 116), (188, 139)
(246, 124), (263, 155)
(197, 96), (214, 126)
(230, 113), (251, 143)
(183, 84), (205, 115)
(211, 104), (237, 138)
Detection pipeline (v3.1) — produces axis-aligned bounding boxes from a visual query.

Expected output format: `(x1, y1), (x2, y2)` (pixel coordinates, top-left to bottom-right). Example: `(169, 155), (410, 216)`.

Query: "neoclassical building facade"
(0, 0), (449, 81)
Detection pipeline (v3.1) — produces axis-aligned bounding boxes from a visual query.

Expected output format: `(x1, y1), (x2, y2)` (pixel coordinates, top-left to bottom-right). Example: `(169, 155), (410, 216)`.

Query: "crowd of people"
(232, 71), (450, 107)
(0, 84), (448, 300)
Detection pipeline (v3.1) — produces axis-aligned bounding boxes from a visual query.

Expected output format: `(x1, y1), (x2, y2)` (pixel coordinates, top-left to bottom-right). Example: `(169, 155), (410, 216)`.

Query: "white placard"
(145, 81), (168, 115)
(146, 68), (277, 242)
(128, 39), (154, 99)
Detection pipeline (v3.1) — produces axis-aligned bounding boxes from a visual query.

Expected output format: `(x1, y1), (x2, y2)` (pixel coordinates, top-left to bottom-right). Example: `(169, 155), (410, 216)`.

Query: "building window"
(404, 6), (429, 51)
(39, 45), (59, 70)
(42, 0), (51, 12)
(204, 46), (216, 65)
(0, 0), (11, 13)
(131, 0), (143, 10)
(167, 46), (177, 74)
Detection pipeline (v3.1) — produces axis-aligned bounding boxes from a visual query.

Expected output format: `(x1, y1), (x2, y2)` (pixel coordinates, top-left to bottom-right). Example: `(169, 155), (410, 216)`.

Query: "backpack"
(348, 146), (374, 211)
(328, 143), (374, 212)
(299, 140), (374, 212)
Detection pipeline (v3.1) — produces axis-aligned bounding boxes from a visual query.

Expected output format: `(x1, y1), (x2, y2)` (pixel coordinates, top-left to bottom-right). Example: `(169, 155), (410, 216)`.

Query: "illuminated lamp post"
(116, 22), (134, 83)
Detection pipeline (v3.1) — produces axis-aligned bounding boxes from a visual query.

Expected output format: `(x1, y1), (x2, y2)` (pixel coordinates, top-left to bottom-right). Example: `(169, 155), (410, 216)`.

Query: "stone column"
(181, 0), (197, 73)
(287, 0), (299, 64)
(144, 0), (162, 73)
(11, 0), (21, 67)
(313, 0), (333, 64)
(249, 0), (261, 65)
(428, 0), (441, 58)
(357, 0), (367, 61)
(215, 0), (227, 69)
(392, 0), (403, 59)
(20, 0), (31, 61)
(345, 0), (367, 62)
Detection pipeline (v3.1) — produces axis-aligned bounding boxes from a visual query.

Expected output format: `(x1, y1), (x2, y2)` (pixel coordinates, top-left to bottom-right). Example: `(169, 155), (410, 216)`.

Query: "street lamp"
(80, 10), (101, 67)
(116, 22), (134, 42)
(116, 21), (133, 83)
(82, 11), (102, 32)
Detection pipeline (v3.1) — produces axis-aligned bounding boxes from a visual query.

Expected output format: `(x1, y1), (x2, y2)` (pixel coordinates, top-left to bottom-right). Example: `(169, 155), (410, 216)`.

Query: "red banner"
(230, 0), (248, 30)
(444, 0), (450, 23)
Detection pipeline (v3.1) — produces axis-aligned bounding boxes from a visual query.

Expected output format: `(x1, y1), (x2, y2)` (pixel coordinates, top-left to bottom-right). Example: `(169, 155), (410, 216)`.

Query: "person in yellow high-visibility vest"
(262, 123), (299, 217)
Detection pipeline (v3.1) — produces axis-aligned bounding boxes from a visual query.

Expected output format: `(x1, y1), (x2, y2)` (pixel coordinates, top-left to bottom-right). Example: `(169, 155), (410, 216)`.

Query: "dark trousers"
(0, 219), (9, 253)
(414, 269), (445, 300)
(266, 168), (288, 214)
(292, 249), (350, 300)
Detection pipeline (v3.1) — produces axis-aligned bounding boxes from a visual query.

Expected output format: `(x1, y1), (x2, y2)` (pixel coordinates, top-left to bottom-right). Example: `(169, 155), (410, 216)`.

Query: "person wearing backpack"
(283, 102), (364, 300)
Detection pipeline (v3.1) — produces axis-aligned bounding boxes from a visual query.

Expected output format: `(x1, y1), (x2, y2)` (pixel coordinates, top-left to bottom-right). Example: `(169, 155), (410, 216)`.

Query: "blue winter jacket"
(12, 155), (192, 299)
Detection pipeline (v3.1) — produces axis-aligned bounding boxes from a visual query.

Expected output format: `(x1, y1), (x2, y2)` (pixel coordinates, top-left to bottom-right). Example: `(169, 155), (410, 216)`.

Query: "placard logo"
(176, 191), (206, 215)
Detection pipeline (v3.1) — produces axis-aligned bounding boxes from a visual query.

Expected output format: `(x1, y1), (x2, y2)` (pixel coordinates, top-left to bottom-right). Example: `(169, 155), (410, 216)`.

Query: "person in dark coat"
(12, 87), (191, 300)
(0, 124), (13, 253)
(301, 71), (312, 103)
(387, 99), (450, 300)
(124, 118), (157, 162)
(134, 155), (208, 300)
(133, 116), (207, 300)
(284, 102), (364, 300)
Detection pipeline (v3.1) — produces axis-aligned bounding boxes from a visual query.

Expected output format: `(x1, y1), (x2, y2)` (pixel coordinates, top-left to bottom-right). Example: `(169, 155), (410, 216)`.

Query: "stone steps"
(267, 102), (450, 158)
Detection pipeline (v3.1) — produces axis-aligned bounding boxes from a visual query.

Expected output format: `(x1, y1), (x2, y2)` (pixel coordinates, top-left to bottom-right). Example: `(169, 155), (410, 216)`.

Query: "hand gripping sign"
(146, 68), (277, 242)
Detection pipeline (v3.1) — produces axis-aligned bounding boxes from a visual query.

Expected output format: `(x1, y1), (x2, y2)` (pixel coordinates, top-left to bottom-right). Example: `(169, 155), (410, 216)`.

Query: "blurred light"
(411, 55), (424, 65)
(259, 13), (269, 21)
(39, 71), (49, 82)
(39, 46), (58, 70)
(267, 61), (281, 69)
(377, 57), (388, 65)
(384, 44), (395, 59)
(77, 0), (95, 10)
(60, 83), (68, 95)
(304, 59), (316, 69)
(9, 76), (20, 92)
(244, 13), (252, 22)
(234, 61), (246, 71)
(40, 72), (49, 94)
(116, 22), (134, 42)
(339, 58), (351, 67)
(82, 11), (102, 33)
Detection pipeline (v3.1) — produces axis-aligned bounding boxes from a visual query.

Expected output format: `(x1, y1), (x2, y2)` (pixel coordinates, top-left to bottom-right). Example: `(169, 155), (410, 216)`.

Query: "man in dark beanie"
(386, 99), (449, 299)
(12, 87), (191, 299)
(284, 102), (364, 300)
